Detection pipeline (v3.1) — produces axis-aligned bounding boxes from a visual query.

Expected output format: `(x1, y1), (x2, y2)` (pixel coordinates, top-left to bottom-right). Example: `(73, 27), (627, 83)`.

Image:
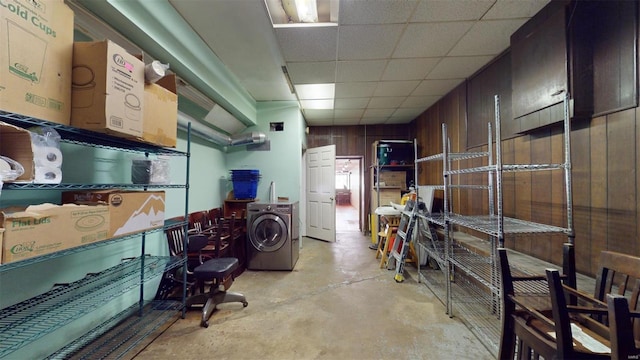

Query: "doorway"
(335, 157), (362, 232)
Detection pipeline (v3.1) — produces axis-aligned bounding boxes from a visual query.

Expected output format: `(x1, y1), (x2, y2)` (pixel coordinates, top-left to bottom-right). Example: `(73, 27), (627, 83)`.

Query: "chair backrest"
(498, 248), (556, 359)
(607, 294), (640, 360)
(546, 269), (580, 359)
(165, 216), (186, 257)
(188, 210), (210, 233)
(208, 207), (223, 226)
(594, 251), (640, 343)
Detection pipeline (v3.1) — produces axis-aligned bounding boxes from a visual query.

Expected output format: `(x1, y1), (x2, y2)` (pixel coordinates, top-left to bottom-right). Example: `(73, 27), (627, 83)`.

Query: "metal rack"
(0, 113), (191, 359)
(414, 93), (574, 353)
(370, 139), (414, 244)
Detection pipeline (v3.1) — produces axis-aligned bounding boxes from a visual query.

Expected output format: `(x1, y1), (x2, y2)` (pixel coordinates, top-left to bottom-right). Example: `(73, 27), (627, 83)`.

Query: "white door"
(306, 145), (336, 242)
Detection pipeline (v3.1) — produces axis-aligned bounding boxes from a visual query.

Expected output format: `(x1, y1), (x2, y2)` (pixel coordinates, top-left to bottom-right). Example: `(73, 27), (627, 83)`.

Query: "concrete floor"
(135, 232), (493, 360)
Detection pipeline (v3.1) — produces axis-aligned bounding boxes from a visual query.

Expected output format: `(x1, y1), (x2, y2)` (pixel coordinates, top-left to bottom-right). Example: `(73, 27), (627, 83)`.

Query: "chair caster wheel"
(201, 320), (209, 328)
(243, 301), (248, 307)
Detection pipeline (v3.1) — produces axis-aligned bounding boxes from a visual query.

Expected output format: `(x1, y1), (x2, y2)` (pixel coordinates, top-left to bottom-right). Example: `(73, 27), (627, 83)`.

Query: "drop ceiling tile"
(338, 24), (404, 60)
(286, 61), (336, 84)
(412, 79), (463, 96)
(301, 100), (335, 111)
(334, 109), (364, 119)
(483, 0), (550, 20)
(374, 80), (420, 97)
(335, 98), (370, 109)
(336, 60), (387, 82)
(394, 22), (474, 58)
(449, 19), (526, 56)
(340, 0), (418, 25)
(368, 97), (405, 109)
(401, 95), (440, 108)
(359, 117), (388, 125)
(393, 107), (427, 118)
(333, 119), (362, 126)
(364, 108), (395, 117)
(303, 109), (334, 120)
(275, 26), (338, 62)
(335, 82), (378, 98)
(382, 58), (440, 81)
(427, 56), (494, 79)
(411, 0), (494, 22)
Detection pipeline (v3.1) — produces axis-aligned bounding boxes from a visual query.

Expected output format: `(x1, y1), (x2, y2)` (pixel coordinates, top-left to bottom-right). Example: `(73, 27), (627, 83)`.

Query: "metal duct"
(177, 112), (266, 147)
(231, 132), (266, 146)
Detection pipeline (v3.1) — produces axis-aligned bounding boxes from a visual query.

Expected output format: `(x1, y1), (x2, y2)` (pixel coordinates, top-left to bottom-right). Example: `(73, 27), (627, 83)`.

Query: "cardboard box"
(371, 188), (401, 209)
(0, 203), (110, 264)
(142, 74), (177, 147)
(0, 121), (35, 182)
(71, 41), (145, 138)
(0, 228), (4, 264)
(62, 190), (165, 238)
(379, 171), (407, 188)
(0, 0), (74, 125)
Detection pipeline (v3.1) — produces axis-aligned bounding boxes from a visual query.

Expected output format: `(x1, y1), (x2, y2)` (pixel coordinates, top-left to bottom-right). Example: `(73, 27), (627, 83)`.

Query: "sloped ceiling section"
(72, 0), (259, 128)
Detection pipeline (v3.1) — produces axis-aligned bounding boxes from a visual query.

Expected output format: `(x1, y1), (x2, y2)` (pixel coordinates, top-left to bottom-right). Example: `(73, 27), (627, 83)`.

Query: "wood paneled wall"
(416, 96), (640, 276)
(306, 1), (640, 277)
(307, 124), (413, 232)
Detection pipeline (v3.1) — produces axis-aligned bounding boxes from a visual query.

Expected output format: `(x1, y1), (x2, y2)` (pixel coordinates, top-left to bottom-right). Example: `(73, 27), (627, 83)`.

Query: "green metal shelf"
(0, 111), (186, 156)
(0, 256), (184, 358)
(0, 219), (188, 273)
(3, 183), (186, 190)
(45, 300), (182, 360)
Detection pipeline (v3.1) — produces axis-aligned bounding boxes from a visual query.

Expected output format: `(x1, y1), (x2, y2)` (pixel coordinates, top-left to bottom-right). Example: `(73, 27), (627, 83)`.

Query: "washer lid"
(249, 213), (288, 252)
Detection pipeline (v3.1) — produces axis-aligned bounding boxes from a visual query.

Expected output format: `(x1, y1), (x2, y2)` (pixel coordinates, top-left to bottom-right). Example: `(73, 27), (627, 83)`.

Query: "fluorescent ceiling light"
(264, 0), (338, 26)
(300, 99), (334, 109)
(283, 0), (318, 23)
(295, 83), (335, 99)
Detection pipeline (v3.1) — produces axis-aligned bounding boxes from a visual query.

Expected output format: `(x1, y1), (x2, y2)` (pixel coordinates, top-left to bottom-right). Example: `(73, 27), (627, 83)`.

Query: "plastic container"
(230, 169), (260, 199)
(232, 180), (258, 199)
(377, 144), (391, 165)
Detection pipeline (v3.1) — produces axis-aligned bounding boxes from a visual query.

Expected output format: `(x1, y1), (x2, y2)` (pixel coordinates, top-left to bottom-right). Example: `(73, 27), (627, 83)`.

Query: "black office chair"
(185, 232), (248, 328)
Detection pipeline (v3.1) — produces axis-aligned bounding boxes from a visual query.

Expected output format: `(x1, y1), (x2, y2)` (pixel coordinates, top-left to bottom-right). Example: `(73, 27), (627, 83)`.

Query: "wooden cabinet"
(224, 199), (255, 219)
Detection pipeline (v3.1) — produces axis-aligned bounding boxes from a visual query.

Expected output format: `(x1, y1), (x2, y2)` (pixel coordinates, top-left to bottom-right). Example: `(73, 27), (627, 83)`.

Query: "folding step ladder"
(387, 199), (419, 283)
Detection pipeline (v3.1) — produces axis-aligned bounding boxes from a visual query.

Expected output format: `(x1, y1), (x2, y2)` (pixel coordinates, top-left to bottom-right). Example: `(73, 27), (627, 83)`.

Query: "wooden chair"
(157, 217), (213, 299)
(207, 207), (223, 227)
(500, 246), (640, 360)
(546, 269), (611, 359)
(376, 223), (393, 268)
(188, 210), (210, 233)
(548, 250), (640, 359)
(498, 247), (556, 359)
(607, 294), (640, 360)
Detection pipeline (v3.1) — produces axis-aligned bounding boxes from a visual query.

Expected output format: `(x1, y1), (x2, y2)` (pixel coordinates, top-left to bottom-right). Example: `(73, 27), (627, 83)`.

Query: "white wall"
(225, 101), (304, 203)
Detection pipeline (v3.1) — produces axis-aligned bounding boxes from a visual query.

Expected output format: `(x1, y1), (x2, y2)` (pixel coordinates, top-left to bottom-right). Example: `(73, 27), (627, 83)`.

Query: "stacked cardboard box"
(0, 0), (74, 124)
(71, 40), (146, 138)
(70, 40), (178, 147)
(0, 203), (110, 264)
(62, 190), (165, 238)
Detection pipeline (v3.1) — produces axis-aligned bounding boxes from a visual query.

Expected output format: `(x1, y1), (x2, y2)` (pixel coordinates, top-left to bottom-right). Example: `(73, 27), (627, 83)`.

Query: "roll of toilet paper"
(33, 146), (63, 168)
(144, 60), (169, 83)
(35, 166), (62, 184)
(0, 158), (11, 173)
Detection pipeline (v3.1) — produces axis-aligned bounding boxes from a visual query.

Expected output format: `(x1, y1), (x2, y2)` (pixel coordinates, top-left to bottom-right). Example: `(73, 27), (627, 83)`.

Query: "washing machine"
(246, 202), (299, 270)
